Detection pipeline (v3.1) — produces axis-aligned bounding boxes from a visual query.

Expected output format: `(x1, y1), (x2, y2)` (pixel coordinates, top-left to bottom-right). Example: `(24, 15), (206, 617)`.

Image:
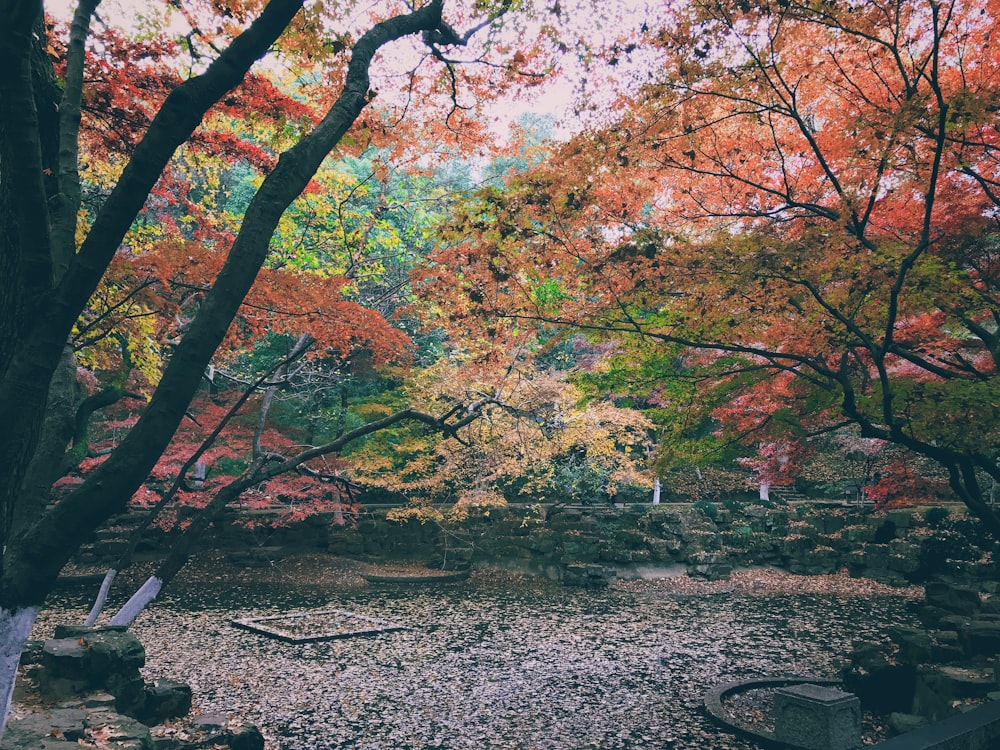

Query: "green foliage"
(213, 455), (248, 478)
(923, 506), (951, 528)
(549, 456), (614, 504)
(615, 482), (650, 506)
(692, 500), (718, 520)
(530, 278), (571, 313)
(919, 528), (979, 573)
(723, 498), (747, 513)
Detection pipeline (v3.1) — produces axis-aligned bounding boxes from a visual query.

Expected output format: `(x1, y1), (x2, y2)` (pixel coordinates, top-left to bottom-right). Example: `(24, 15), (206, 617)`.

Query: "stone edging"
(867, 698), (1000, 749)
(360, 569), (471, 584)
(703, 675), (840, 745)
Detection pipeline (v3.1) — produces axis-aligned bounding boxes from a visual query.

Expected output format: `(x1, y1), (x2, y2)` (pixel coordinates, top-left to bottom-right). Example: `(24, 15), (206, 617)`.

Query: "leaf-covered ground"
(34, 557), (919, 750)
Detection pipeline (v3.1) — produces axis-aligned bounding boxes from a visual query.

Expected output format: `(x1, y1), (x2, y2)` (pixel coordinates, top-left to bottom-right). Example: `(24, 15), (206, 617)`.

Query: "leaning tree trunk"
(0, 0), (484, 734)
(85, 335), (315, 626)
(104, 397), (498, 627)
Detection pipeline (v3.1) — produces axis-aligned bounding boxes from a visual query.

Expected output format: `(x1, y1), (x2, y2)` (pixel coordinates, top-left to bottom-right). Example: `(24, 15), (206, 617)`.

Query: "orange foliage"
(419, 0), (1000, 515)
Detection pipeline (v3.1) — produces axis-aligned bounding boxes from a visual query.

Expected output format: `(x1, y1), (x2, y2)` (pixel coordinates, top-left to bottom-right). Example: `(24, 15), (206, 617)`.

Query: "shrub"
(922, 506), (951, 528)
(723, 498), (747, 513)
(919, 528), (979, 573)
(692, 500), (719, 520)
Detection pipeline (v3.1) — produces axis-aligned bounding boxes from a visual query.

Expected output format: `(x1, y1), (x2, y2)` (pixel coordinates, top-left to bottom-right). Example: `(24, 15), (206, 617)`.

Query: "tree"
(346, 359), (654, 514)
(0, 0), (558, 733)
(420, 0), (1000, 530)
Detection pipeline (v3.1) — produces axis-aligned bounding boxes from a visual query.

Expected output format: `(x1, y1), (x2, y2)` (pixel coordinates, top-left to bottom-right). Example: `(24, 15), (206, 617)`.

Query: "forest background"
(0, 0), (998, 735)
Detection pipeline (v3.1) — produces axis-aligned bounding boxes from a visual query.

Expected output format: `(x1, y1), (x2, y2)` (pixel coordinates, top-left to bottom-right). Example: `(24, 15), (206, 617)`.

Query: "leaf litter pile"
(35, 557), (920, 750)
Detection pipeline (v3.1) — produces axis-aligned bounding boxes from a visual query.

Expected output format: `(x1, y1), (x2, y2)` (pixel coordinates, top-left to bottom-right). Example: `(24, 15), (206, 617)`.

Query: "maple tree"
(0, 0), (587, 732)
(347, 359), (654, 519)
(420, 0), (1000, 531)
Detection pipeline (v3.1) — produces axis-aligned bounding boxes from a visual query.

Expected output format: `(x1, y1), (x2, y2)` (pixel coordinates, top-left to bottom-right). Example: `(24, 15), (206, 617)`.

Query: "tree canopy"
(2, 0), (999, 734)
(0, 0), (635, 731)
(419, 0), (1000, 529)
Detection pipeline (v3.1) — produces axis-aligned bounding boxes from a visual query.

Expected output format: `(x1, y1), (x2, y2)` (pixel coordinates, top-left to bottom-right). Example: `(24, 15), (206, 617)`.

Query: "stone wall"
(73, 501), (995, 590)
(329, 502), (995, 588)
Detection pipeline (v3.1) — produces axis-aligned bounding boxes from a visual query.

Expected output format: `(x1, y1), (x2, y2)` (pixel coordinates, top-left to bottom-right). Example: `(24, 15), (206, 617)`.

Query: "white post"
(652, 478), (661, 505)
(759, 482), (770, 502)
(84, 569), (118, 626)
(109, 576), (163, 627)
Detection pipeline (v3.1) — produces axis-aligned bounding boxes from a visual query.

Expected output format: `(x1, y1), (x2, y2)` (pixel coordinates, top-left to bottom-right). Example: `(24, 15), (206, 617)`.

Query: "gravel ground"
(29, 554), (921, 750)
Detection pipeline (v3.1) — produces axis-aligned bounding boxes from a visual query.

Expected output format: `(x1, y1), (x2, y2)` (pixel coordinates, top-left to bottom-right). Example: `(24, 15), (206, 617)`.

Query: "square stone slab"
(774, 683), (861, 750)
(231, 609), (407, 643)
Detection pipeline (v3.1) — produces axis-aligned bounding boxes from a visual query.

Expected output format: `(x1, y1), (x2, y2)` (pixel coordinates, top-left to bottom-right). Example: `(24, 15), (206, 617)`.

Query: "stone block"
(773, 683), (861, 750)
(808, 514), (845, 535)
(888, 625), (932, 664)
(887, 712), (928, 735)
(961, 620), (1000, 656)
(141, 678), (192, 724)
(912, 664), (994, 720)
(562, 564), (614, 588)
(925, 582), (982, 616)
(888, 553), (920, 574)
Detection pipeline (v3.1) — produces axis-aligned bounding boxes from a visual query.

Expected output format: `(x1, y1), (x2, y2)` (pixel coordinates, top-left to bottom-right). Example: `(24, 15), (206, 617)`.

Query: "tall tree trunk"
(11, 347), (77, 540)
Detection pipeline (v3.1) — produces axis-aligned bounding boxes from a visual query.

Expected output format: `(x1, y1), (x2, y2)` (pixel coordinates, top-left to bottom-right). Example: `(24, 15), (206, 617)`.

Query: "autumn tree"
(0, 0), (578, 732)
(345, 356), (655, 517)
(420, 0), (1000, 530)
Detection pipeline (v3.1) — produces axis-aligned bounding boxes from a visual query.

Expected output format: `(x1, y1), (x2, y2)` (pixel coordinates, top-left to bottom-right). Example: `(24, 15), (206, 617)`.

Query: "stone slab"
(774, 683), (861, 750)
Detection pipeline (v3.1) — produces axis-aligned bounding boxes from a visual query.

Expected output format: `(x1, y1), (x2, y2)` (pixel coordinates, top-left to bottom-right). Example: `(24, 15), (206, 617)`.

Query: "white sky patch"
(46, 0), (670, 142)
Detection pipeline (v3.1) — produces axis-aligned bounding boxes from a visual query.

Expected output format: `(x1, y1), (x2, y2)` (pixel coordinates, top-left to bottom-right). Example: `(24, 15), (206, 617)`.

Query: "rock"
(83, 692), (119, 709)
(873, 520), (897, 544)
(0, 707), (152, 750)
(20, 639), (45, 665)
(83, 710), (153, 750)
(931, 635), (966, 664)
(888, 626), (933, 664)
(0, 709), (87, 746)
(190, 713), (228, 732)
(888, 712), (928, 734)
(689, 563), (732, 580)
(188, 713), (255, 748)
(562, 563), (615, 588)
(41, 627), (146, 711)
(961, 621), (1000, 657)
(841, 526), (875, 544)
(807, 515), (846, 535)
(782, 535), (816, 557)
(888, 553), (920, 575)
(228, 722), (265, 750)
(841, 645), (915, 713)
(886, 510), (914, 529)
(914, 604), (952, 629)
(925, 582), (982, 616)
(141, 678), (192, 724)
(912, 664), (994, 720)
(149, 729), (181, 750)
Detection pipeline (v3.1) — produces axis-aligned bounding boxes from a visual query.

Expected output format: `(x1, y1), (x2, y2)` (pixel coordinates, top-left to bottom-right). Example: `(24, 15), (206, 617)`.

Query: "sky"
(45, 0), (665, 141)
